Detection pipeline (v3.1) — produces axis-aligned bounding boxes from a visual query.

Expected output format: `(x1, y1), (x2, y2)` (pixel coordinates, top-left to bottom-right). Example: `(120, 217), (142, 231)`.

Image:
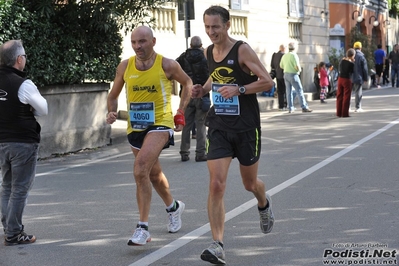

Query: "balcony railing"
(152, 8), (176, 34)
(230, 15), (248, 38)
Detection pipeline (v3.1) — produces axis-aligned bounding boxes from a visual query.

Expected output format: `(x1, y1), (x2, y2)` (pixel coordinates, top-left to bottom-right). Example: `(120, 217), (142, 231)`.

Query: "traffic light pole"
(184, 0), (190, 49)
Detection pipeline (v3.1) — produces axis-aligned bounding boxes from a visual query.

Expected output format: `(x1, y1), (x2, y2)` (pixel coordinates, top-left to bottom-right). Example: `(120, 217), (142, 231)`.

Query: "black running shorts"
(127, 126), (174, 150)
(206, 127), (261, 166)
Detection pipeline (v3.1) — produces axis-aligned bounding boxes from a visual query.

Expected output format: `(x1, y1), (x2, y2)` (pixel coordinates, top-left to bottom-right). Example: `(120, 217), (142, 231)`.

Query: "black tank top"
(206, 41), (260, 132)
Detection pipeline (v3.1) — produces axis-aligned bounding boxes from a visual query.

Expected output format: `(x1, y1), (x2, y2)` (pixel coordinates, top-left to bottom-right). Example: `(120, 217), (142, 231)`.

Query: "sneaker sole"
(127, 237), (151, 246)
(4, 238), (36, 246)
(200, 250), (226, 265)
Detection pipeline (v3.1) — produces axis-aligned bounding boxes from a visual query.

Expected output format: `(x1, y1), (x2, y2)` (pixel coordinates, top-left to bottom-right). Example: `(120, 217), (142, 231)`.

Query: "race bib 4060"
(129, 102), (155, 130)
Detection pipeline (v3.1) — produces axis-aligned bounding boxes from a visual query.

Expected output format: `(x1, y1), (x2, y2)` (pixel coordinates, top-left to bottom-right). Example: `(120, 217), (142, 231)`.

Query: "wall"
(37, 83), (111, 158)
(116, 0), (330, 112)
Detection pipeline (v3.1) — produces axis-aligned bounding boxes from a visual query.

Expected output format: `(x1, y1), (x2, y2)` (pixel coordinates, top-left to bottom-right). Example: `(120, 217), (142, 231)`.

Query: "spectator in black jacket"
(270, 44), (287, 110)
(176, 36), (209, 162)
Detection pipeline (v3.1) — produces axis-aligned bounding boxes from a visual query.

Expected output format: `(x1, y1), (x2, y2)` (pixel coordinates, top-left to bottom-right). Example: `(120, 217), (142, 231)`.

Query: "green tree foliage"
(388, 0), (399, 16)
(328, 47), (345, 71)
(349, 27), (376, 74)
(0, 0), (163, 87)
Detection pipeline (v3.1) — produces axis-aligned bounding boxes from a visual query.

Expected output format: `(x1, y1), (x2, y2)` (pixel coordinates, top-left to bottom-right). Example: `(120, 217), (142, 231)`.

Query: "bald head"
(279, 44), (286, 52)
(130, 26), (156, 60)
(190, 36), (202, 49)
(132, 25), (154, 39)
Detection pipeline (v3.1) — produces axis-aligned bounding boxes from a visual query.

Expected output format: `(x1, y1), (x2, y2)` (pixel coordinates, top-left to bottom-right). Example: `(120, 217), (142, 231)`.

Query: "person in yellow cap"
(354, 42), (362, 49)
(351, 41), (368, 112)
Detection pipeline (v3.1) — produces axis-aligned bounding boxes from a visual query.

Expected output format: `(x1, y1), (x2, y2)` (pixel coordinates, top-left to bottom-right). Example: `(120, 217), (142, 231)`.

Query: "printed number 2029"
(214, 95), (233, 104)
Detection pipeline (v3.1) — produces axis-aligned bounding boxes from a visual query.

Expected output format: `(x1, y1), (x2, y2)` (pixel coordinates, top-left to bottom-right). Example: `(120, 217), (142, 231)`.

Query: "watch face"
(239, 86), (246, 93)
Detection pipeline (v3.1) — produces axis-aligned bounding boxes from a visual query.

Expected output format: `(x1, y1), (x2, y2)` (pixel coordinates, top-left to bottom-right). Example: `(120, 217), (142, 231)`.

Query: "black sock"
(137, 224), (148, 230)
(167, 200), (179, 212)
(258, 201), (269, 211)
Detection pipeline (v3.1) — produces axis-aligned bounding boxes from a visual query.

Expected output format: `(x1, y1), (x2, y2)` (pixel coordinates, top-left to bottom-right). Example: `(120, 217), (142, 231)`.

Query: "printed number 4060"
(133, 113), (150, 120)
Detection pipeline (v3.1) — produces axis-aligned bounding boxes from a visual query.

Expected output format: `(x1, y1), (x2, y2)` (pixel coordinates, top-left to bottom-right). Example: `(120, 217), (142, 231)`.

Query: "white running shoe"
(167, 200), (185, 233)
(127, 227), (151, 246)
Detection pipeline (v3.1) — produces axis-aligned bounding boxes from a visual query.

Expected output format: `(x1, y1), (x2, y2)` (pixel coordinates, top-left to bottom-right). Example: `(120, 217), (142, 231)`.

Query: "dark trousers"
(336, 77), (352, 117)
(391, 64), (399, 87)
(276, 78), (286, 109)
(383, 65), (389, 84)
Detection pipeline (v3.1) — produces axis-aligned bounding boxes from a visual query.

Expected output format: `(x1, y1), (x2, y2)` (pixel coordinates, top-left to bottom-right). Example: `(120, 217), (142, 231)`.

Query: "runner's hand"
(106, 112), (117, 124)
(174, 109), (185, 131)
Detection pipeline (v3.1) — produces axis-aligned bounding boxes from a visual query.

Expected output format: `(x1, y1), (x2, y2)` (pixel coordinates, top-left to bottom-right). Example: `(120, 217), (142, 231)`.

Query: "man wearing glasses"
(0, 40), (48, 246)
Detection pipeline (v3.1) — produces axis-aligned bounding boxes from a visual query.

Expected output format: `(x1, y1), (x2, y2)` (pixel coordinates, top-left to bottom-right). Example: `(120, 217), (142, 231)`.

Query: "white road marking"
(129, 118), (399, 266)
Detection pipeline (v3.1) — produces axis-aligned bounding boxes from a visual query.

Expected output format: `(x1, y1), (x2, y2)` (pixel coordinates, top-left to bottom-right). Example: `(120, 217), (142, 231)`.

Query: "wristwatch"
(238, 86), (246, 95)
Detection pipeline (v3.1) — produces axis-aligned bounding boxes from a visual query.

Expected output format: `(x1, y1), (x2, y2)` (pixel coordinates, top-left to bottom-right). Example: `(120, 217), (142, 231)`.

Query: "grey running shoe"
(259, 193), (275, 234)
(4, 231), (36, 246)
(167, 200), (185, 233)
(200, 241), (226, 265)
(127, 226), (151, 246)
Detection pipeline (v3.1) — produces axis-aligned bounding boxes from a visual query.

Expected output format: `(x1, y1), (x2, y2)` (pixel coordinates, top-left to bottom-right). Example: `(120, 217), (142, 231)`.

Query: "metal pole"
(184, 0), (189, 49)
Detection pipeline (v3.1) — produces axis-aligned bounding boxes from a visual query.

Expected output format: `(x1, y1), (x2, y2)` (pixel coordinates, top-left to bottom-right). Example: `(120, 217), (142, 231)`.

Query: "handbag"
(201, 96), (211, 112)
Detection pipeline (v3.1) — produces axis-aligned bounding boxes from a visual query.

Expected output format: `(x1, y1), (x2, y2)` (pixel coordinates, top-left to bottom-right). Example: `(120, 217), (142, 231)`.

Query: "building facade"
(118, 0), (398, 106)
(329, 0), (390, 52)
(119, 0), (332, 97)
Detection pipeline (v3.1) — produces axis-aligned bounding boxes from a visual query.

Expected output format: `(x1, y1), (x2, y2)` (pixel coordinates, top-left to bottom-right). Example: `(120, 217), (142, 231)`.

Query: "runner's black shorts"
(127, 126), (174, 150)
(206, 127), (261, 166)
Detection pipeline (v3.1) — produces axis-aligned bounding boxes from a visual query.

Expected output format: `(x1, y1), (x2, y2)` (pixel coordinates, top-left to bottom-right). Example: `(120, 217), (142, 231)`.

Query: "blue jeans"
(391, 64), (399, 87)
(284, 73), (309, 111)
(0, 142), (39, 237)
(352, 83), (363, 109)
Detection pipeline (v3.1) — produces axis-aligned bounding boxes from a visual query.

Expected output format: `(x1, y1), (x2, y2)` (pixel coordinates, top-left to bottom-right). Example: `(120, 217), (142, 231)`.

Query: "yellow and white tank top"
(124, 54), (174, 133)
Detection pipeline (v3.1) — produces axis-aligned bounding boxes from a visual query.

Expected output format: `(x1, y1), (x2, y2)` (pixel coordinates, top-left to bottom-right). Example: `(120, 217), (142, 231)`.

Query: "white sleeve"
(18, 80), (48, 116)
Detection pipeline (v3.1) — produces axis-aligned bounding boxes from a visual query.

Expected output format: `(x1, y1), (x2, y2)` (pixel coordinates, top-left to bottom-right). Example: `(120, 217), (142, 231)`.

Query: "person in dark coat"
(176, 36), (209, 162)
(270, 44), (287, 110)
(351, 41), (368, 112)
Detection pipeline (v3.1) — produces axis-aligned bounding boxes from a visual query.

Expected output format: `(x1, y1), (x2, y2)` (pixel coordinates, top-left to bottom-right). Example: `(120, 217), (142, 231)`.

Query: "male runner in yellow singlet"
(106, 25), (192, 246)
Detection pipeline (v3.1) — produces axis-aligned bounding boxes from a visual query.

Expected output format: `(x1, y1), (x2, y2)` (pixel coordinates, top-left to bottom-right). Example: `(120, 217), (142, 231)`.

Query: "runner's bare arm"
(163, 57), (192, 112)
(237, 43), (274, 95)
(106, 59), (128, 124)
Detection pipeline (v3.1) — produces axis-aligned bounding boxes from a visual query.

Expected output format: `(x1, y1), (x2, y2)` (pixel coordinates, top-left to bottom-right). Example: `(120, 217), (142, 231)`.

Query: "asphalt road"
(1, 86), (399, 266)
